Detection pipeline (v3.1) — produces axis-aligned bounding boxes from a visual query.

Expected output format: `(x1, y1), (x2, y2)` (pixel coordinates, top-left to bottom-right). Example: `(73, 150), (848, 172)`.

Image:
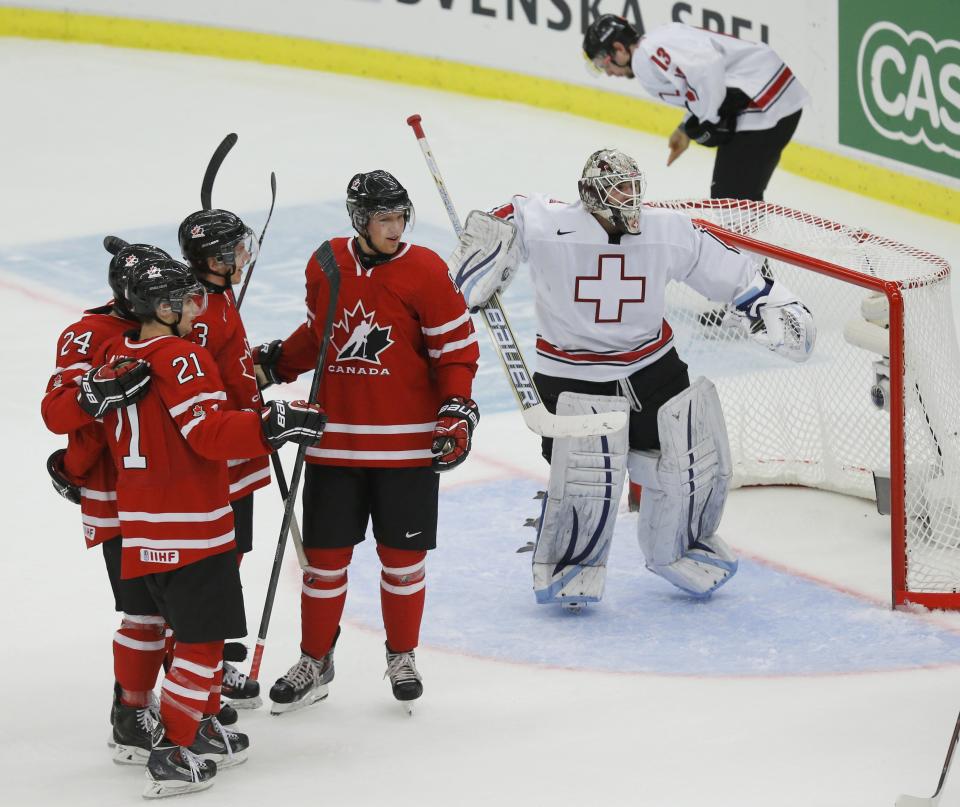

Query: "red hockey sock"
(377, 544), (426, 654)
(203, 665), (224, 716)
(301, 547), (353, 660)
(113, 613), (166, 706)
(162, 625), (175, 673)
(160, 640), (223, 746)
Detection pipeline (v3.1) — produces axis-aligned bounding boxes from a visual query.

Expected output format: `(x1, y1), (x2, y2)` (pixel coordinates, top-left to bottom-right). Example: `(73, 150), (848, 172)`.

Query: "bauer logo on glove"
(77, 357), (151, 420)
(260, 399), (327, 449)
(431, 396), (480, 472)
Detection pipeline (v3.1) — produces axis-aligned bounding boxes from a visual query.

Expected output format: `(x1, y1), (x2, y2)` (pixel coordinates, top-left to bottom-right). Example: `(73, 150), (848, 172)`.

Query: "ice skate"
(384, 645), (423, 716)
(269, 648), (335, 715)
(221, 660), (261, 710)
(190, 714), (249, 769)
(144, 741), (216, 799)
(112, 700), (164, 765)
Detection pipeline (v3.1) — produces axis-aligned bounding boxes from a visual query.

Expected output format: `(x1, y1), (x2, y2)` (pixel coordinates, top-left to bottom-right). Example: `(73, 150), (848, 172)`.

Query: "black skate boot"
(107, 682), (121, 748)
(190, 714), (249, 769)
(217, 702), (238, 726)
(384, 644), (423, 715)
(144, 740), (216, 799)
(112, 699), (164, 765)
(222, 661), (261, 710)
(269, 632), (337, 716)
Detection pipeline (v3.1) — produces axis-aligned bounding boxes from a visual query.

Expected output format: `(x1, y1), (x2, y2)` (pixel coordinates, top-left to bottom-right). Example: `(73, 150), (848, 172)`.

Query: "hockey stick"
(201, 133), (238, 210)
(405, 114), (626, 439)
(896, 710), (960, 806)
(235, 171), (277, 310)
(249, 240), (340, 682)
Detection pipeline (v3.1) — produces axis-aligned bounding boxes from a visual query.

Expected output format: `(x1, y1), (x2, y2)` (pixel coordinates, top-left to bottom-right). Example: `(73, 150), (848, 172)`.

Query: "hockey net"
(647, 199), (960, 609)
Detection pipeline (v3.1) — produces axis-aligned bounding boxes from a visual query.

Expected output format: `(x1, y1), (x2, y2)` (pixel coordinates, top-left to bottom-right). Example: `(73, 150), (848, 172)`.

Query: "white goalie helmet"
(578, 148), (646, 234)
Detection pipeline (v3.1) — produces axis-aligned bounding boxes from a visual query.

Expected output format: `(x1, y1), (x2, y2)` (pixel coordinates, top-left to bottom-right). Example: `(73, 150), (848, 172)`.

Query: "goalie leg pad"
(532, 392), (630, 605)
(629, 377), (738, 597)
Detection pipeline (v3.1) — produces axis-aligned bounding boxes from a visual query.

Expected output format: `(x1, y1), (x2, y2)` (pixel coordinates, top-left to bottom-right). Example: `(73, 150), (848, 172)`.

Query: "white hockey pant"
(532, 392), (630, 605)
(628, 377), (738, 597)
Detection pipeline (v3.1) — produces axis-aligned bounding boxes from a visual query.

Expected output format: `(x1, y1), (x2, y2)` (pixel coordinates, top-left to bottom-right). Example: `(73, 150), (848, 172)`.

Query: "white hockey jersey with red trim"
(631, 23), (808, 131)
(190, 286), (270, 502)
(494, 194), (761, 382)
(97, 333), (273, 578)
(275, 237), (479, 467)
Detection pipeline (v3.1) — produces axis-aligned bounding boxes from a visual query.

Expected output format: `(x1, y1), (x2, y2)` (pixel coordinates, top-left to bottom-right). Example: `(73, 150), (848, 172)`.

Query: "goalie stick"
(405, 114), (626, 439)
(896, 709), (960, 807)
(249, 240), (340, 682)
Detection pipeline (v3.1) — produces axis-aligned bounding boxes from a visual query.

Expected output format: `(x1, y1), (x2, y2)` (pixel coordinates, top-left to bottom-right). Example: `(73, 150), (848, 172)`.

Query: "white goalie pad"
(447, 210), (520, 311)
(532, 392), (630, 606)
(628, 377), (738, 597)
(736, 277), (816, 363)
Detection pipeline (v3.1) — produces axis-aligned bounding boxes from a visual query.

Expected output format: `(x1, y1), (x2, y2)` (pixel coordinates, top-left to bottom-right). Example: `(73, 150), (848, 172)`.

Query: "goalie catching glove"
(734, 275), (816, 363)
(447, 210), (521, 311)
(260, 400), (327, 449)
(431, 396), (480, 472)
(77, 358), (151, 419)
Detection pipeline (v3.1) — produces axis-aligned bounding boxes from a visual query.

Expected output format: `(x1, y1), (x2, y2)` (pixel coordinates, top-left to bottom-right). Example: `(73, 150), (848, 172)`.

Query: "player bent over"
(178, 208), (269, 711)
(254, 170), (479, 714)
(447, 149), (815, 607)
(93, 258), (325, 797)
(41, 242), (173, 765)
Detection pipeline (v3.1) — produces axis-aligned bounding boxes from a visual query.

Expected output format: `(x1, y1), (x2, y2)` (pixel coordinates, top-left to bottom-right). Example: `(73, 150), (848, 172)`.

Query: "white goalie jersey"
(492, 194), (764, 382)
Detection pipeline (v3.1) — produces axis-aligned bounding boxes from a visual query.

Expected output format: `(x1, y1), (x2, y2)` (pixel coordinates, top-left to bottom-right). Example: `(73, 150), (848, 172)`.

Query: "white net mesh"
(648, 199), (960, 601)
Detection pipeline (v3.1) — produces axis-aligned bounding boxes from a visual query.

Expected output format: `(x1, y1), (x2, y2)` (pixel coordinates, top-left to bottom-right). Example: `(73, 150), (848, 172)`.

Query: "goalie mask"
(346, 170), (415, 239)
(578, 149), (646, 235)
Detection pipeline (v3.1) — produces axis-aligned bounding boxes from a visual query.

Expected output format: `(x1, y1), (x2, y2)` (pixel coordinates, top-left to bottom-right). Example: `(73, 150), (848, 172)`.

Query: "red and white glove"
(431, 396), (479, 472)
(261, 399), (327, 449)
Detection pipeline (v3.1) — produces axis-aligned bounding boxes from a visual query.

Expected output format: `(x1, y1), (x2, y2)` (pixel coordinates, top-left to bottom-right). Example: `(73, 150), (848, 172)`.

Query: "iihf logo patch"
(332, 301), (394, 365)
(191, 225), (205, 238)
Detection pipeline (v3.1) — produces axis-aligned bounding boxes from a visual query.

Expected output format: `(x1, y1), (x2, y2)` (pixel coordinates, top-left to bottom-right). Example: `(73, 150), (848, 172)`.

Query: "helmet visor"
(166, 282), (208, 319)
(584, 50), (610, 76)
(217, 227), (258, 271)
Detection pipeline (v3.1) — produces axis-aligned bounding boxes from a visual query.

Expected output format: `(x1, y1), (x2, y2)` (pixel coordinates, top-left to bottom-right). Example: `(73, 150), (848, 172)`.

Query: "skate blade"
(224, 695), (262, 710)
(112, 743), (150, 766)
(269, 686), (329, 716)
(142, 773), (215, 799)
(199, 750), (248, 770)
(396, 698), (419, 717)
(107, 735), (116, 749)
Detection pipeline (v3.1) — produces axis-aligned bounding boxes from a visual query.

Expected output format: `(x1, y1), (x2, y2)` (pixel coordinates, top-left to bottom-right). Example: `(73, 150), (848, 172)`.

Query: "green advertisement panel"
(839, 0), (960, 180)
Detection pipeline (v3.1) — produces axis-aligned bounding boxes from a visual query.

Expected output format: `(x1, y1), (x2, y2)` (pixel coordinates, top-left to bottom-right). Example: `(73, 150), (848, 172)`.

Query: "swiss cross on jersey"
(575, 254), (647, 323)
(333, 301), (394, 364)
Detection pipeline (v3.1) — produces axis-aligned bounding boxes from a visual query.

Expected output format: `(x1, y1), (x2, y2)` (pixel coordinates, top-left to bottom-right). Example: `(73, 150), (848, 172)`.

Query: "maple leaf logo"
(332, 301), (393, 365)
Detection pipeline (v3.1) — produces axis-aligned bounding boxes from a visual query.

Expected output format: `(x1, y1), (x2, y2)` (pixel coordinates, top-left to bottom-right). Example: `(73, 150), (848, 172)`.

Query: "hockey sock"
(162, 625), (175, 673)
(160, 640), (223, 747)
(301, 547), (353, 660)
(203, 665), (224, 717)
(113, 613), (166, 706)
(377, 544), (426, 654)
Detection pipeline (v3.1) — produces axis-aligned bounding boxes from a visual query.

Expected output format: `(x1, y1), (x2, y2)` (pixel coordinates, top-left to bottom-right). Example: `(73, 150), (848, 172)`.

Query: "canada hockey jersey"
(190, 284), (270, 501)
(41, 305), (134, 548)
(494, 194), (762, 382)
(274, 237), (479, 467)
(631, 23), (808, 131)
(97, 333), (273, 578)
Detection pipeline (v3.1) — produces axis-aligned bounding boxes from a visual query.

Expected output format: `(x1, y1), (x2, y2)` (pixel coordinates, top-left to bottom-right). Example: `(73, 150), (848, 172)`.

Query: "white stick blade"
(895, 794), (939, 807)
(522, 404), (628, 438)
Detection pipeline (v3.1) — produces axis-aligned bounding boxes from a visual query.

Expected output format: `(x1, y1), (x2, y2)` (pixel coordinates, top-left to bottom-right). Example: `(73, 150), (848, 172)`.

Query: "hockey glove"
(431, 396), (480, 472)
(46, 449), (81, 505)
(77, 358), (151, 420)
(253, 340), (286, 388)
(261, 399), (327, 450)
(682, 88), (750, 148)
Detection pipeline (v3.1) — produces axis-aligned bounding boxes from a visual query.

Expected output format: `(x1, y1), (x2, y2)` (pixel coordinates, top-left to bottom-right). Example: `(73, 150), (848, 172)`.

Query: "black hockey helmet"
(345, 170), (414, 236)
(105, 240), (172, 320)
(178, 209), (257, 281)
(583, 14), (640, 69)
(127, 257), (208, 326)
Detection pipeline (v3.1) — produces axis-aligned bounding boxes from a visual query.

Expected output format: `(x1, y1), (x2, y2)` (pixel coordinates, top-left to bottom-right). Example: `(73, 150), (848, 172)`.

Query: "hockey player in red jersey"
(94, 257), (326, 797)
(178, 208), (269, 710)
(253, 170), (480, 714)
(41, 241), (173, 766)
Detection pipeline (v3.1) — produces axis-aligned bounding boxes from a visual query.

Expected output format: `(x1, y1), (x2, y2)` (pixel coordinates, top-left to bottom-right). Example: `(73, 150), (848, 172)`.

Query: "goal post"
(648, 199), (957, 609)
